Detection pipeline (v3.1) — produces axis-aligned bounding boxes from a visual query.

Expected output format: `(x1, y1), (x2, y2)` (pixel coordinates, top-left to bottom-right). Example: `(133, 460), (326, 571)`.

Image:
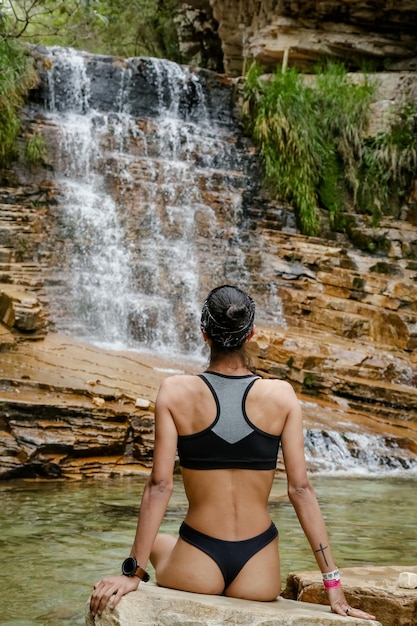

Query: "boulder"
(282, 566), (417, 626)
(85, 583), (382, 626)
(0, 283), (47, 338)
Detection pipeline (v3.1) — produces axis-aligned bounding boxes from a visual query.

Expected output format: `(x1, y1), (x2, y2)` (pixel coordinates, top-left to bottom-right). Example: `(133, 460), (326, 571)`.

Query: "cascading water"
(43, 51), (134, 346)
(304, 429), (417, 476)
(35, 46), (274, 359)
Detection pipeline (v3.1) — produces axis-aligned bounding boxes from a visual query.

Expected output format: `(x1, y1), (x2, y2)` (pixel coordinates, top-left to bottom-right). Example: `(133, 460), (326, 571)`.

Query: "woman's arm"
(90, 378), (178, 617)
(280, 384), (376, 621)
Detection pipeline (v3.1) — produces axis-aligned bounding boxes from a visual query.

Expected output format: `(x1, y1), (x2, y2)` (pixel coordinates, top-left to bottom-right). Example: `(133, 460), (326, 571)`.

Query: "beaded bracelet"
(322, 568), (340, 581)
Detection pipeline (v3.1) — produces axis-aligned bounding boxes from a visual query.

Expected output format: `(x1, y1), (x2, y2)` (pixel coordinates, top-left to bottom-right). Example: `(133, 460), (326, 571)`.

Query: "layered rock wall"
(208, 0), (417, 76)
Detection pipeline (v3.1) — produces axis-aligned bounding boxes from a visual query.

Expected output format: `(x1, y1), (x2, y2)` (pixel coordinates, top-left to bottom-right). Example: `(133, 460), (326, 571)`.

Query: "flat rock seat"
(85, 582), (381, 626)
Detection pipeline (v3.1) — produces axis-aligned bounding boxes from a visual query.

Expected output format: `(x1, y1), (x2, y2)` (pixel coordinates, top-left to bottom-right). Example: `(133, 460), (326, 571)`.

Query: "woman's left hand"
(328, 586), (376, 620)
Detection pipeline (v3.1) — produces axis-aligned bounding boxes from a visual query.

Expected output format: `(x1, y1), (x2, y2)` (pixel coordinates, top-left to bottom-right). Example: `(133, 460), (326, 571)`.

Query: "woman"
(90, 285), (376, 620)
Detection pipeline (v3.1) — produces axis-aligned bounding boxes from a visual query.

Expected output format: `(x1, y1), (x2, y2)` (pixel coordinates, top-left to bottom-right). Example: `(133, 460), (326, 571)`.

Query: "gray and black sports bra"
(177, 371), (281, 470)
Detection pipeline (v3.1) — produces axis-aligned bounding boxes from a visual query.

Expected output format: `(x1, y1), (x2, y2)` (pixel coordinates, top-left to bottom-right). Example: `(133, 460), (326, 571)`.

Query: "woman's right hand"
(90, 574), (140, 617)
(328, 586), (376, 620)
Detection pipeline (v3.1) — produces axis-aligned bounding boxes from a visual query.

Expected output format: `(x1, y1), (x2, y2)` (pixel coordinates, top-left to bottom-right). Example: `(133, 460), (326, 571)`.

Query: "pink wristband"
(323, 578), (341, 590)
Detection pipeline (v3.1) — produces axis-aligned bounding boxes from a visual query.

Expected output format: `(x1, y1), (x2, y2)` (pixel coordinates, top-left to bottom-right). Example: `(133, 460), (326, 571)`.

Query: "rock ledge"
(85, 583), (381, 626)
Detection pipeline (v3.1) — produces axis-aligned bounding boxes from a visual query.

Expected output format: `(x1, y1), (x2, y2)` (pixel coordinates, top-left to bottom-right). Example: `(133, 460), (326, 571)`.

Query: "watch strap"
(135, 565), (150, 582)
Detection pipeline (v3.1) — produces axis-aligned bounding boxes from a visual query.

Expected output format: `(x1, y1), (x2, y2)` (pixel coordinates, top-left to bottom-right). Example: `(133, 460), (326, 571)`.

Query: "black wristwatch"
(121, 557), (150, 582)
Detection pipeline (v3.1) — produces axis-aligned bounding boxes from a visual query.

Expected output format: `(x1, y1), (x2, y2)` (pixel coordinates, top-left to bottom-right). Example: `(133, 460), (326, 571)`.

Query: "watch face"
(122, 557), (136, 576)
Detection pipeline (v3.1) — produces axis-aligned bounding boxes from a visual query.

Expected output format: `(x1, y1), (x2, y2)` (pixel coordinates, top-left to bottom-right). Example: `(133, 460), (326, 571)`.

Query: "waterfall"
(304, 429), (417, 476)
(34, 46), (277, 359)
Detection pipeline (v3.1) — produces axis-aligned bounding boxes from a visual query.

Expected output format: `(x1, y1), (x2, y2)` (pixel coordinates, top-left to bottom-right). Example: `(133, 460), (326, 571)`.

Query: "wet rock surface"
(1, 329), (416, 479)
(0, 333), (166, 479)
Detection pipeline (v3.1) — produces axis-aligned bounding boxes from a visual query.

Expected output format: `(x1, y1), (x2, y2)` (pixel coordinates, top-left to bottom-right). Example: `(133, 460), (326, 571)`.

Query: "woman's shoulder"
(157, 373), (207, 418)
(257, 377), (296, 393)
(158, 373), (202, 396)
(254, 377), (299, 406)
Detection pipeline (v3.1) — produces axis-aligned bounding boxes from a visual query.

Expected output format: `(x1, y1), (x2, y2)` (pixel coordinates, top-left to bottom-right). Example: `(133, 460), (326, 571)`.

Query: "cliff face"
(207, 0), (417, 76)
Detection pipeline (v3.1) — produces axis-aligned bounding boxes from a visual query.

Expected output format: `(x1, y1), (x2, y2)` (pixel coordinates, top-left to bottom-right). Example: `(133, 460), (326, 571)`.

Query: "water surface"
(0, 475), (416, 625)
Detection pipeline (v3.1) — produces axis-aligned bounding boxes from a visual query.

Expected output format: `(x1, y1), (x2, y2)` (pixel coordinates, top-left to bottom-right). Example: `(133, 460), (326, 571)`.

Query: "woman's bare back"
(162, 373), (292, 539)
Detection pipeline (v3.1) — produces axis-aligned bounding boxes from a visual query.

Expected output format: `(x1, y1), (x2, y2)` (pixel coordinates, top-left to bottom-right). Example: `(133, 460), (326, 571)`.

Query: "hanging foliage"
(0, 36), (38, 166)
(242, 61), (417, 236)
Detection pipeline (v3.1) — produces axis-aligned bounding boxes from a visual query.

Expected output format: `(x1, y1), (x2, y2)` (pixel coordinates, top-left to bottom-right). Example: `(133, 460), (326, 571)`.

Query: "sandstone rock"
(260, 225), (417, 353)
(175, 2), (224, 72)
(0, 283), (47, 336)
(282, 566), (417, 626)
(0, 334), (166, 479)
(1, 327), (417, 479)
(210, 1), (417, 76)
(84, 583), (381, 626)
(135, 397), (150, 409)
(1, 43), (417, 479)
(0, 322), (15, 349)
(0, 393), (156, 479)
(248, 324), (417, 425)
(92, 396), (106, 407)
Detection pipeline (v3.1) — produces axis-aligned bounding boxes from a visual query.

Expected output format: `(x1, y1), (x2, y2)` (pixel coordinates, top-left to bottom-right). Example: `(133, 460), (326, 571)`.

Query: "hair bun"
(200, 285), (255, 349)
(226, 304), (247, 322)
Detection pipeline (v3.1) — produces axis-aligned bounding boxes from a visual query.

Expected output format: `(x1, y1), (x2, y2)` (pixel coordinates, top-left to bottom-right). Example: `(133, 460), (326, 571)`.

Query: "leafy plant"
(313, 63), (374, 224)
(0, 35), (38, 167)
(0, 1), (103, 42)
(242, 61), (416, 237)
(25, 132), (47, 164)
(242, 63), (325, 235)
(357, 102), (417, 221)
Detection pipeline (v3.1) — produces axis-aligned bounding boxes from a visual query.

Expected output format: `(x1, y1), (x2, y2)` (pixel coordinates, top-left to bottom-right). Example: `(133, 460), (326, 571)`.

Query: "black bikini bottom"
(179, 520), (278, 590)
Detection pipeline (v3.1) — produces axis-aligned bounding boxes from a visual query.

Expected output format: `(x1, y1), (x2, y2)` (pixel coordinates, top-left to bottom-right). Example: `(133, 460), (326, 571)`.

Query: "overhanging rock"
(85, 583), (382, 625)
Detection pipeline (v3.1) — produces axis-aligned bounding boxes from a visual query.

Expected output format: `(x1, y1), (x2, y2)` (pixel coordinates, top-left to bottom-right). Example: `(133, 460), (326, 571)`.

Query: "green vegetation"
(358, 102), (417, 222)
(78, 0), (182, 60)
(0, 0), (182, 173)
(242, 64), (325, 235)
(303, 372), (316, 391)
(242, 61), (417, 236)
(0, 35), (38, 167)
(25, 132), (47, 165)
(1, 1), (416, 235)
(1, 0), (182, 60)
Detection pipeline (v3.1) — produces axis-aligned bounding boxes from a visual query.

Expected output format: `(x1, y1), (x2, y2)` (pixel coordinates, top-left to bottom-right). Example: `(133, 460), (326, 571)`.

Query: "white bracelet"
(322, 568), (340, 581)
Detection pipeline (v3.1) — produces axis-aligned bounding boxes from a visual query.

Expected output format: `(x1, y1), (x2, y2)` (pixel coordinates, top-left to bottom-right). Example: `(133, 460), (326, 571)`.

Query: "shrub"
(0, 36), (38, 167)
(242, 61), (416, 237)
